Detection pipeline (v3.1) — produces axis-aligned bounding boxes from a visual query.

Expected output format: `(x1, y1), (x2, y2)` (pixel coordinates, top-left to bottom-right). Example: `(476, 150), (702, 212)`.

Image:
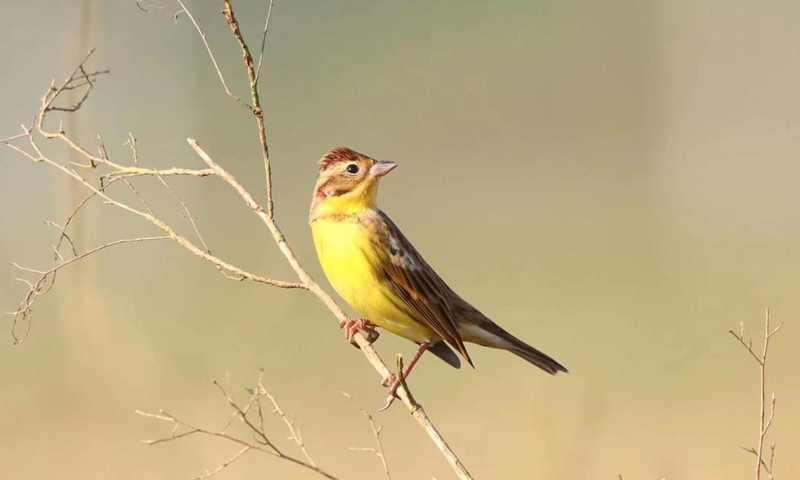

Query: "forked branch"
(8, 236), (168, 344)
(136, 371), (342, 480)
(213, 1), (473, 476)
(2, 1), (475, 478)
(341, 392), (392, 480)
(729, 309), (783, 480)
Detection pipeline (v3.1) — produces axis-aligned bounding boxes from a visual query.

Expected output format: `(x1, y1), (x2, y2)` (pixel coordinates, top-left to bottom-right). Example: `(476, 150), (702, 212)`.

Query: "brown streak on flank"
(355, 213), (377, 230)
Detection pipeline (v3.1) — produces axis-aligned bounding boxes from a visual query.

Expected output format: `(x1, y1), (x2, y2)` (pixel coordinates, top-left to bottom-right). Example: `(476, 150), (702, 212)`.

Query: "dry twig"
(1, 51), (303, 341)
(341, 392), (392, 480)
(2, 2), (475, 479)
(729, 309), (783, 480)
(254, 0), (275, 82)
(263, 389), (316, 467)
(173, 0), (246, 107)
(7, 236), (169, 344)
(136, 371), (341, 480)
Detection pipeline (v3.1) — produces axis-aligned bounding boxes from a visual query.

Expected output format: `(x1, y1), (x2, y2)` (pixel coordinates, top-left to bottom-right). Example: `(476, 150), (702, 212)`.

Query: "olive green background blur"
(1, 1), (798, 479)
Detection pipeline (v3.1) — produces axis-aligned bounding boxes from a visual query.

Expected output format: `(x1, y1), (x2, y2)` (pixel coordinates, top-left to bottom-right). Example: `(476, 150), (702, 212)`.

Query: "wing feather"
(372, 211), (473, 365)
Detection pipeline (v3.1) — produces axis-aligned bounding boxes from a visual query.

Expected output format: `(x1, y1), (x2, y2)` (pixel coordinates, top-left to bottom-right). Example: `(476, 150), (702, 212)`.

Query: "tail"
(506, 336), (568, 374)
(455, 302), (568, 375)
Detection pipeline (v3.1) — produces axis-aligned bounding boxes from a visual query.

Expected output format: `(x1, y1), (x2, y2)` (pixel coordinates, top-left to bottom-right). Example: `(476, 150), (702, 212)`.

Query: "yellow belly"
(311, 217), (436, 343)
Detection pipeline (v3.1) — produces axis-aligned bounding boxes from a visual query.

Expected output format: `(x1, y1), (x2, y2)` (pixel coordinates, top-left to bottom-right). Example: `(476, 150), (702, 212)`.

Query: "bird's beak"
(369, 160), (398, 178)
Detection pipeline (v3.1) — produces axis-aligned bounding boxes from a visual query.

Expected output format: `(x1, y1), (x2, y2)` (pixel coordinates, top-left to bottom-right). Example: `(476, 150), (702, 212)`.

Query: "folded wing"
(373, 211), (473, 366)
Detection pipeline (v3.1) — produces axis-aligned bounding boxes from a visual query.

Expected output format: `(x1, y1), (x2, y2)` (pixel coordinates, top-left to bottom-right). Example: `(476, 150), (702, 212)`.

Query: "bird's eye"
(346, 164), (360, 175)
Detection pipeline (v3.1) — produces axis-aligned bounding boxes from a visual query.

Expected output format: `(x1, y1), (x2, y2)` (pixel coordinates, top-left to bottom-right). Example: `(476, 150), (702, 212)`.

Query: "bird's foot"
(378, 373), (400, 411)
(377, 342), (430, 411)
(339, 317), (379, 346)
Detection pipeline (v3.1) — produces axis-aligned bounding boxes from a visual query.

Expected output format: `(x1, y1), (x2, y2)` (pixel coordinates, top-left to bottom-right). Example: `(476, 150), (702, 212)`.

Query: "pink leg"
(339, 317), (379, 345)
(379, 342), (430, 411)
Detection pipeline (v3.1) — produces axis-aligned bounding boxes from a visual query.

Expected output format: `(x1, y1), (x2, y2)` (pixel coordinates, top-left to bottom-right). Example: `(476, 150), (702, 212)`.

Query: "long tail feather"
(454, 300), (568, 375)
(507, 340), (568, 374)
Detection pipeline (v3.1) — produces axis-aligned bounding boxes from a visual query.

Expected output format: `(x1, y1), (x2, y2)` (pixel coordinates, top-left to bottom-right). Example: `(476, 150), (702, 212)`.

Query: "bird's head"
(309, 146), (397, 221)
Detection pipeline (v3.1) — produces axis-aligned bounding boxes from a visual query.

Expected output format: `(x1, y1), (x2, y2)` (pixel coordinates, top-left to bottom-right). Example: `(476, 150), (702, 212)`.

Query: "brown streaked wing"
(373, 211), (473, 366)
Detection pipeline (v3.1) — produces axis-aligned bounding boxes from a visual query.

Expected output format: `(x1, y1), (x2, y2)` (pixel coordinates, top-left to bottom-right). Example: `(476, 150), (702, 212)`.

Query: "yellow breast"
(310, 215), (435, 343)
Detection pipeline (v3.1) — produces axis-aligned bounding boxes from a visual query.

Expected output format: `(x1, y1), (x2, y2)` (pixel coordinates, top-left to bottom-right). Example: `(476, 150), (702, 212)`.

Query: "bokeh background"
(1, 1), (798, 479)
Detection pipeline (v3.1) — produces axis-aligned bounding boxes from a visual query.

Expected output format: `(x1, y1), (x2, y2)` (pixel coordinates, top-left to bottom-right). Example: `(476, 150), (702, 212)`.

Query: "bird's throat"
(309, 181), (378, 222)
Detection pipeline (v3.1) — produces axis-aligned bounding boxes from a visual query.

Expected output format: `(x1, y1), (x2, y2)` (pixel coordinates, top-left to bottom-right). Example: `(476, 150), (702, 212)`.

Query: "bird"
(309, 146), (567, 404)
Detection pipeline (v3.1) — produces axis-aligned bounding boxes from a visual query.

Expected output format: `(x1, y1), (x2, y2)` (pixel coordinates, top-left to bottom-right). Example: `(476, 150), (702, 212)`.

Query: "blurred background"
(1, 1), (798, 479)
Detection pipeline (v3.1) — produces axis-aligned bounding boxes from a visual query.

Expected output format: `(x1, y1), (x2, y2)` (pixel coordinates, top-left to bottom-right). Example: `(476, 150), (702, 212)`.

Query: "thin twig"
(136, 373), (342, 480)
(154, 173), (211, 254)
(173, 0), (246, 107)
(5, 128), (303, 342)
(263, 389), (316, 467)
(255, 0), (275, 82)
(219, 0), (274, 219)
(27, 138), (303, 292)
(8, 236), (169, 344)
(341, 392), (392, 480)
(247, 375), (318, 466)
(124, 133), (140, 166)
(192, 446), (251, 480)
(729, 309), (783, 480)
(102, 166), (215, 181)
(46, 186), (109, 258)
(214, 380), (280, 452)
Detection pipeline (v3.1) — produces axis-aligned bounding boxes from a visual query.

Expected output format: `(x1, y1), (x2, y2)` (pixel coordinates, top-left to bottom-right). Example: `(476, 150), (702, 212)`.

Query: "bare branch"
(728, 321), (763, 365)
(341, 392), (391, 480)
(173, 0), (246, 107)
(4, 123), (303, 342)
(102, 166), (215, 181)
(123, 133), (140, 166)
(0, 130), (34, 144)
(45, 63), (110, 113)
(136, 373), (343, 480)
(154, 174), (212, 254)
(219, 0), (274, 220)
(9, 236), (169, 344)
(38, 147), (302, 290)
(1, 133), (40, 162)
(192, 446), (251, 480)
(213, 378), (280, 453)
(263, 387), (316, 467)
(45, 186), (104, 258)
(255, 0), (275, 82)
(730, 309), (783, 480)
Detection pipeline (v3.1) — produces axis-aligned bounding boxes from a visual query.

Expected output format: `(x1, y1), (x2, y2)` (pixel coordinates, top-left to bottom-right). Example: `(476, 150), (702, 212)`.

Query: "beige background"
(1, 1), (798, 479)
